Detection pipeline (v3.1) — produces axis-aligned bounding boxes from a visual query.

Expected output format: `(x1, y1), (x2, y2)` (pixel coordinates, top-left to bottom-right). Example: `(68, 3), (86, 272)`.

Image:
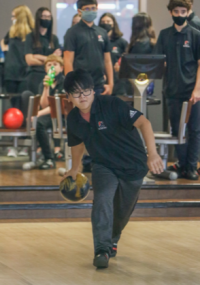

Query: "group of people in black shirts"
(1, 0), (200, 177)
(1, 0), (200, 268)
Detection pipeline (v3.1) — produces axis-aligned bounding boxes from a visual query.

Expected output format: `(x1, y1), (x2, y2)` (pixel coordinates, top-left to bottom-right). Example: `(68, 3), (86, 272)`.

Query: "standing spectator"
(64, 0), (113, 95)
(99, 13), (129, 96)
(4, 5), (34, 158)
(127, 13), (156, 54)
(187, 0), (200, 30)
(155, 0), (200, 180)
(4, 5), (34, 106)
(25, 7), (61, 94)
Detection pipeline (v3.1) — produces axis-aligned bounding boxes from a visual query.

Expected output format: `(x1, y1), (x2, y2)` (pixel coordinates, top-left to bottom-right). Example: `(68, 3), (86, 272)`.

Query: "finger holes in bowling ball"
(60, 173), (90, 203)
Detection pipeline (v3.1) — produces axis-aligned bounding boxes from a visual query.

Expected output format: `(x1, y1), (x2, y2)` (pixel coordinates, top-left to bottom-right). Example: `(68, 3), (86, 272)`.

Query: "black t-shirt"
(25, 32), (60, 73)
(38, 73), (65, 95)
(67, 95), (148, 181)
(129, 37), (154, 54)
(155, 25), (200, 99)
(4, 37), (28, 81)
(64, 20), (111, 89)
(188, 12), (200, 31)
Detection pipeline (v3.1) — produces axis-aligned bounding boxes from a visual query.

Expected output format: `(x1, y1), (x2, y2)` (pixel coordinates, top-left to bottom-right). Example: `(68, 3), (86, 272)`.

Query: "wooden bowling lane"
(0, 221), (200, 285)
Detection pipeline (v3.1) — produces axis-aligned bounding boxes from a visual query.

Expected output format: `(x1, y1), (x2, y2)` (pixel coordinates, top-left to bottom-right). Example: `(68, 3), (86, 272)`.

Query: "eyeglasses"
(82, 7), (97, 12)
(71, 89), (92, 98)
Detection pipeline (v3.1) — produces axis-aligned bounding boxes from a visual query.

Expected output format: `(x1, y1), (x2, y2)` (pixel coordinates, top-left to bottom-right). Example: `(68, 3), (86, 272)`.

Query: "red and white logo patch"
(183, 40), (190, 48)
(98, 35), (104, 42)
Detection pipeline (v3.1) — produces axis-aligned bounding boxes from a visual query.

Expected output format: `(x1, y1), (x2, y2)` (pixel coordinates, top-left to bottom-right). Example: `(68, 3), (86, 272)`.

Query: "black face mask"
(99, 23), (113, 33)
(172, 16), (187, 26)
(40, 19), (52, 29)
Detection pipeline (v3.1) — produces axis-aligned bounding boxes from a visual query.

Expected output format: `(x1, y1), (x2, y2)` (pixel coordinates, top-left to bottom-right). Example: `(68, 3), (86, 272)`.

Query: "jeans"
(91, 163), (143, 255)
(167, 97), (200, 170)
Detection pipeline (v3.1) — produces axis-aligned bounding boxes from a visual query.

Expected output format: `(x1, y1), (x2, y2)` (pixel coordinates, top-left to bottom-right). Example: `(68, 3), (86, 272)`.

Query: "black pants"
(27, 71), (45, 95)
(36, 114), (60, 160)
(91, 163), (143, 255)
(5, 80), (27, 109)
(167, 97), (200, 170)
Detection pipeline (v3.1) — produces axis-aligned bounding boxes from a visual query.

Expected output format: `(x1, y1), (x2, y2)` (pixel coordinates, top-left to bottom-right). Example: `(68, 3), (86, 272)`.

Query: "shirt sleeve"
(122, 39), (128, 54)
(67, 116), (83, 147)
(53, 35), (60, 50)
(4, 32), (9, 45)
(103, 32), (111, 53)
(63, 28), (76, 52)
(113, 97), (143, 131)
(153, 31), (164, 54)
(25, 33), (33, 55)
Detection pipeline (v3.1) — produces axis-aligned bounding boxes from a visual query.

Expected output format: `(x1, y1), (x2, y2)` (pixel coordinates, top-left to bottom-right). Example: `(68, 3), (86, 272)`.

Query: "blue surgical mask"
(81, 10), (97, 23)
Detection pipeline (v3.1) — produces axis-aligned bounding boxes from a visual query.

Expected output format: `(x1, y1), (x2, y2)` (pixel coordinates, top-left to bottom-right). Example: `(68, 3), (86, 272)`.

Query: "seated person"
(36, 54), (65, 169)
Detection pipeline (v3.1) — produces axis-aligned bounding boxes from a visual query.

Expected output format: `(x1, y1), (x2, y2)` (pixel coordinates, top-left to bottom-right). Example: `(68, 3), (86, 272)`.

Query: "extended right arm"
(62, 143), (85, 180)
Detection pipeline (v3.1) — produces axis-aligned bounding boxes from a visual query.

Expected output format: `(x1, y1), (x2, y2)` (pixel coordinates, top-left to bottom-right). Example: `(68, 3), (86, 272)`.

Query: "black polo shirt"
(64, 20), (111, 89)
(4, 37), (28, 81)
(110, 37), (128, 65)
(25, 32), (60, 73)
(38, 74), (65, 95)
(188, 12), (200, 31)
(67, 95), (148, 181)
(155, 24), (200, 99)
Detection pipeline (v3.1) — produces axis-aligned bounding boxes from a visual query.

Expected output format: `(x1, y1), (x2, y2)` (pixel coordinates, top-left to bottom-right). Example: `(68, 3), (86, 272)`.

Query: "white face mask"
(12, 19), (16, 25)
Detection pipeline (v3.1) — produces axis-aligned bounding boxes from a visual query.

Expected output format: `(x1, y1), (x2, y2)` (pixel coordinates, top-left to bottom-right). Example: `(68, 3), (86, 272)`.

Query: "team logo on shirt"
(130, 110), (137, 118)
(183, 40), (190, 48)
(98, 35), (104, 42)
(98, 121), (107, 130)
(112, 47), (119, 53)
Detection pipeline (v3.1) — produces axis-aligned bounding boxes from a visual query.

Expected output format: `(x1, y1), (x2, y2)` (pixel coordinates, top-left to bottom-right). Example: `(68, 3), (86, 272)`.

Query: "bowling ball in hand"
(3, 108), (24, 129)
(60, 173), (90, 202)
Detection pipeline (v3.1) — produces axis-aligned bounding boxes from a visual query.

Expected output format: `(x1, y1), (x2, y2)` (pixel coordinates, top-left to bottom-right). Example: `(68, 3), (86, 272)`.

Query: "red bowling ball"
(3, 108), (24, 129)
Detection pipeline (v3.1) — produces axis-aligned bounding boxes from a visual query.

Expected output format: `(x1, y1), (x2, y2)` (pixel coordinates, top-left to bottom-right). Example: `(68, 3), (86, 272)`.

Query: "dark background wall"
(0, 0), (51, 40)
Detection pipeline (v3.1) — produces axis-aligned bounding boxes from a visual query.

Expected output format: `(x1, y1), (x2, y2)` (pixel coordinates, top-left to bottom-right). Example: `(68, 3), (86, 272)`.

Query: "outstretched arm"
(61, 143), (85, 181)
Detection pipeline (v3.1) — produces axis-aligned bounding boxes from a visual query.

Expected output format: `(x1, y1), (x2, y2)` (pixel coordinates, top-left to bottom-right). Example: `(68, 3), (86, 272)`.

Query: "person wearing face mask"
(155, 0), (200, 180)
(64, 0), (113, 96)
(25, 7), (61, 94)
(99, 13), (129, 96)
(187, 0), (200, 30)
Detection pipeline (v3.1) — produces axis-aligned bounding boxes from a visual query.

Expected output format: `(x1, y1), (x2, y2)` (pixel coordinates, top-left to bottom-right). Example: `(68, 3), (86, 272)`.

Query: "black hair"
(33, 7), (54, 48)
(77, 0), (97, 10)
(64, 69), (94, 94)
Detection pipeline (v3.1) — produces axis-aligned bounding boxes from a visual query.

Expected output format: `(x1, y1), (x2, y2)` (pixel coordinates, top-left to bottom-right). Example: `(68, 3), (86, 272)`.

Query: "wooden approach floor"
(1, 161), (200, 187)
(0, 221), (200, 285)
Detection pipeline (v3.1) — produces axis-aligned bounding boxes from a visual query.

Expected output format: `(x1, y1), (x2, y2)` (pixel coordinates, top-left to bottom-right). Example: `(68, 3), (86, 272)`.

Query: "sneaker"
(7, 148), (18, 157)
(54, 151), (64, 161)
(39, 159), (56, 170)
(167, 162), (185, 178)
(18, 147), (28, 156)
(93, 252), (109, 269)
(185, 170), (199, 181)
(110, 243), (117, 258)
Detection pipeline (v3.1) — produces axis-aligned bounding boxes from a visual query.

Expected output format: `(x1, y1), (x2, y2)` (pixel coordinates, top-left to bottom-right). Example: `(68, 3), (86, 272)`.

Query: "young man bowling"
(63, 69), (164, 269)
